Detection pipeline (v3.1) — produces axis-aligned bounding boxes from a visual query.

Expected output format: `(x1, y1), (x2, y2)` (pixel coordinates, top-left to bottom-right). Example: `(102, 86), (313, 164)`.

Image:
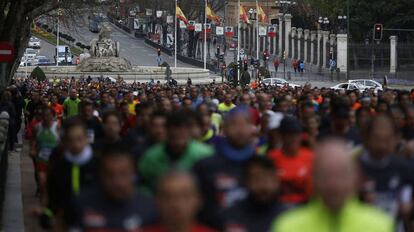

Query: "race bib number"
(87, 129), (95, 144)
(39, 148), (52, 161)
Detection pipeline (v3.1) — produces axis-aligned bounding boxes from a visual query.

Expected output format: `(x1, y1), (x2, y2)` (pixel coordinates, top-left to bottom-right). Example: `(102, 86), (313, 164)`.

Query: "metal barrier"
(0, 111), (10, 230)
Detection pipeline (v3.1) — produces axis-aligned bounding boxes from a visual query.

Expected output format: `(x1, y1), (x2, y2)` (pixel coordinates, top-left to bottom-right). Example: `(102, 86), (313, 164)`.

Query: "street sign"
(216, 26), (224, 35)
(0, 42), (15, 63)
(195, 23), (202, 32)
(166, 16), (174, 24)
(240, 49), (245, 55)
(146, 9), (153, 16)
(179, 21), (187, 29)
(259, 26), (267, 36)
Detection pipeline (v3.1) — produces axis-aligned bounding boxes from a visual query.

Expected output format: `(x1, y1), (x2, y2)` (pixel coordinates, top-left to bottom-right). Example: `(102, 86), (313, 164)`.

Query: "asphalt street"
(55, 18), (196, 67)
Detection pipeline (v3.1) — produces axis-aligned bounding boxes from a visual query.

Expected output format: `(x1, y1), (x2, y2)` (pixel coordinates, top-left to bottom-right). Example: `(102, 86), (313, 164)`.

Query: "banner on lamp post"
(259, 26), (267, 36)
(195, 23), (202, 32)
(166, 15), (173, 24)
(225, 26), (234, 37)
(156, 10), (163, 18)
(216, 26), (224, 35)
(179, 21), (187, 29)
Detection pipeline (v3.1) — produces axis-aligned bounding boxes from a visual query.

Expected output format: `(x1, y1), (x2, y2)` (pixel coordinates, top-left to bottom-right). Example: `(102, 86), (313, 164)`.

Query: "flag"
(239, 5), (250, 24)
(206, 5), (221, 25)
(257, 5), (268, 23)
(176, 5), (188, 25)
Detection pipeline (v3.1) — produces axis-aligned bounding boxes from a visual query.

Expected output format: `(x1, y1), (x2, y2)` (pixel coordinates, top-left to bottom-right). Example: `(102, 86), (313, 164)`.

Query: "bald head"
(313, 138), (357, 213)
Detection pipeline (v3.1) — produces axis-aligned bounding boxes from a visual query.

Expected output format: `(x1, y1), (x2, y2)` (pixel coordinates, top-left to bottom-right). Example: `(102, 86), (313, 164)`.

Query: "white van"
(56, 45), (73, 64)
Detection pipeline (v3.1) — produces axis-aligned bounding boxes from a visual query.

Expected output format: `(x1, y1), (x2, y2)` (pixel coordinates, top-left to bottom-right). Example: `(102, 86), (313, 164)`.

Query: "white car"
(24, 48), (38, 60)
(28, 37), (41, 48)
(348, 79), (383, 91)
(262, 78), (300, 88)
(20, 56), (38, 66)
(331, 83), (367, 91)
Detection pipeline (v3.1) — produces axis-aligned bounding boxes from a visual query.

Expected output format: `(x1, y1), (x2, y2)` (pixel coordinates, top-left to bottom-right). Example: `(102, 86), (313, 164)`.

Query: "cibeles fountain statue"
(77, 23), (132, 72)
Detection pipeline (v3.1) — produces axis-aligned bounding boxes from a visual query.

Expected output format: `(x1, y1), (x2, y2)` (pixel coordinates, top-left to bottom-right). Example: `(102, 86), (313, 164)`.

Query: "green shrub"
(30, 66), (46, 82)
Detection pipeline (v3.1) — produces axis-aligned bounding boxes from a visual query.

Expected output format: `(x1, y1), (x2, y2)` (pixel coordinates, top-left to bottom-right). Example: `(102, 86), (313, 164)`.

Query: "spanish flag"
(239, 5), (250, 24)
(258, 5), (268, 23)
(176, 5), (188, 25)
(206, 5), (221, 25)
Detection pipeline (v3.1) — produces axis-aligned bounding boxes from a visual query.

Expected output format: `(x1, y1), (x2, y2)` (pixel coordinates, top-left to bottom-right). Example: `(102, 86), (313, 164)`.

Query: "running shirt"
(143, 224), (217, 232)
(63, 98), (81, 118)
(358, 152), (414, 218)
(36, 121), (59, 164)
(70, 186), (158, 232)
(221, 197), (286, 232)
(268, 148), (314, 205)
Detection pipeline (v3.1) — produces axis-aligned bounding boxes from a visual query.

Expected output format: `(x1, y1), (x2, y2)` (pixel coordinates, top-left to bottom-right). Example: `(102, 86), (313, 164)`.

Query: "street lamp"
(337, 15), (347, 34)
(318, 17), (330, 31)
(275, 1), (296, 14)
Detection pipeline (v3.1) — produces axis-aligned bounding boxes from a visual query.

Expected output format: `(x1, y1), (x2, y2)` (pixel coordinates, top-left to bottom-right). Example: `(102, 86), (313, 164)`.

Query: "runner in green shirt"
(63, 89), (81, 118)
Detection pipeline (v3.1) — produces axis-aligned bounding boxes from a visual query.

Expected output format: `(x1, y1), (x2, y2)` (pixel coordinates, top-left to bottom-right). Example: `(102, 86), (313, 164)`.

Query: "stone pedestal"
(390, 36), (398, 74)
(310, 31), (316, 65)
(77, 57), (132, 72)
(278, 13), (284, 56)
(330, 34), (336, 56)
(291, 27), (297, 59)
(297, 28), (303, 60)
(336, 34), (348, 73)
(322, 31), (329, 68)
(284, 14), (292, 58)
(304, 29), (310, 63)
(316, 30), (322, 67)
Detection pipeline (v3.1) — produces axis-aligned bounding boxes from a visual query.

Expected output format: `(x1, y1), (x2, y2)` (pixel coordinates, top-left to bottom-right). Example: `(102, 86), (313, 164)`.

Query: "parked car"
(20, 56), (38, 66)
(28, 37), (41, 49)
(331, 83), (367, 91)
(24, 48), (38, 60)
(262, 78), (300, 88)
(348, 79), (383, 91)
(36, 56), (51, 66)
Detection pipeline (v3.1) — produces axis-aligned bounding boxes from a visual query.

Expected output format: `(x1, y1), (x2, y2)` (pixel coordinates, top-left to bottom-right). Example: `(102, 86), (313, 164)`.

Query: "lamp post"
(337, 15), (347, 34)
(248, 8), (257, 59)
(318, 17), (330, 31)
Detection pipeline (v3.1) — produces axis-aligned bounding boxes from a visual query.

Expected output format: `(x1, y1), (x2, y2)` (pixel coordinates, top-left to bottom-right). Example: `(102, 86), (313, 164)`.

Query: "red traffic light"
(373, 23), (383, 41)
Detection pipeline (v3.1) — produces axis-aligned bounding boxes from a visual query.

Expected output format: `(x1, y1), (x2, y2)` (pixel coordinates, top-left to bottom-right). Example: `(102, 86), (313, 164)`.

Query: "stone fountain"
(76, 23), (132, 72)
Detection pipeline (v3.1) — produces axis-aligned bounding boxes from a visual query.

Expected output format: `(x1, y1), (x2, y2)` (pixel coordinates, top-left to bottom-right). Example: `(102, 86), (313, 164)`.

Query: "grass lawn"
(32, 30), (82, 56)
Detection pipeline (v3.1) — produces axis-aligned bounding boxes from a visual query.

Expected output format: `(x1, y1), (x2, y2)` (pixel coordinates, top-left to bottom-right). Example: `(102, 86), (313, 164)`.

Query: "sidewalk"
(1, 142), (43, 232)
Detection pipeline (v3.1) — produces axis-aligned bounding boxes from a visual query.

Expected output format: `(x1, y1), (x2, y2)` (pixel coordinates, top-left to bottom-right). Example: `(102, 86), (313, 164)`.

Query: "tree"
(0, 0), (98, 90)
(299, 0), (414, 42)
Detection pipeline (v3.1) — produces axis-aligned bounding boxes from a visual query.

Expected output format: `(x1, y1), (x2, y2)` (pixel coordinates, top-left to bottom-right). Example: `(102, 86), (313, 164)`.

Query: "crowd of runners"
(3, 76), (414, 231)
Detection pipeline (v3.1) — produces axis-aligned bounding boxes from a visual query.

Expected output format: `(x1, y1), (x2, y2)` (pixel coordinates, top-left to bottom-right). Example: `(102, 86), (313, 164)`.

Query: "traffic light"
(244, 60), (248, 71)
(65, 46), (69, 53)
(216, 46), (220, 57)
(157, 48), (161, 57)
(263, 52), (267, 61)
(373, 24), (383, 41)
